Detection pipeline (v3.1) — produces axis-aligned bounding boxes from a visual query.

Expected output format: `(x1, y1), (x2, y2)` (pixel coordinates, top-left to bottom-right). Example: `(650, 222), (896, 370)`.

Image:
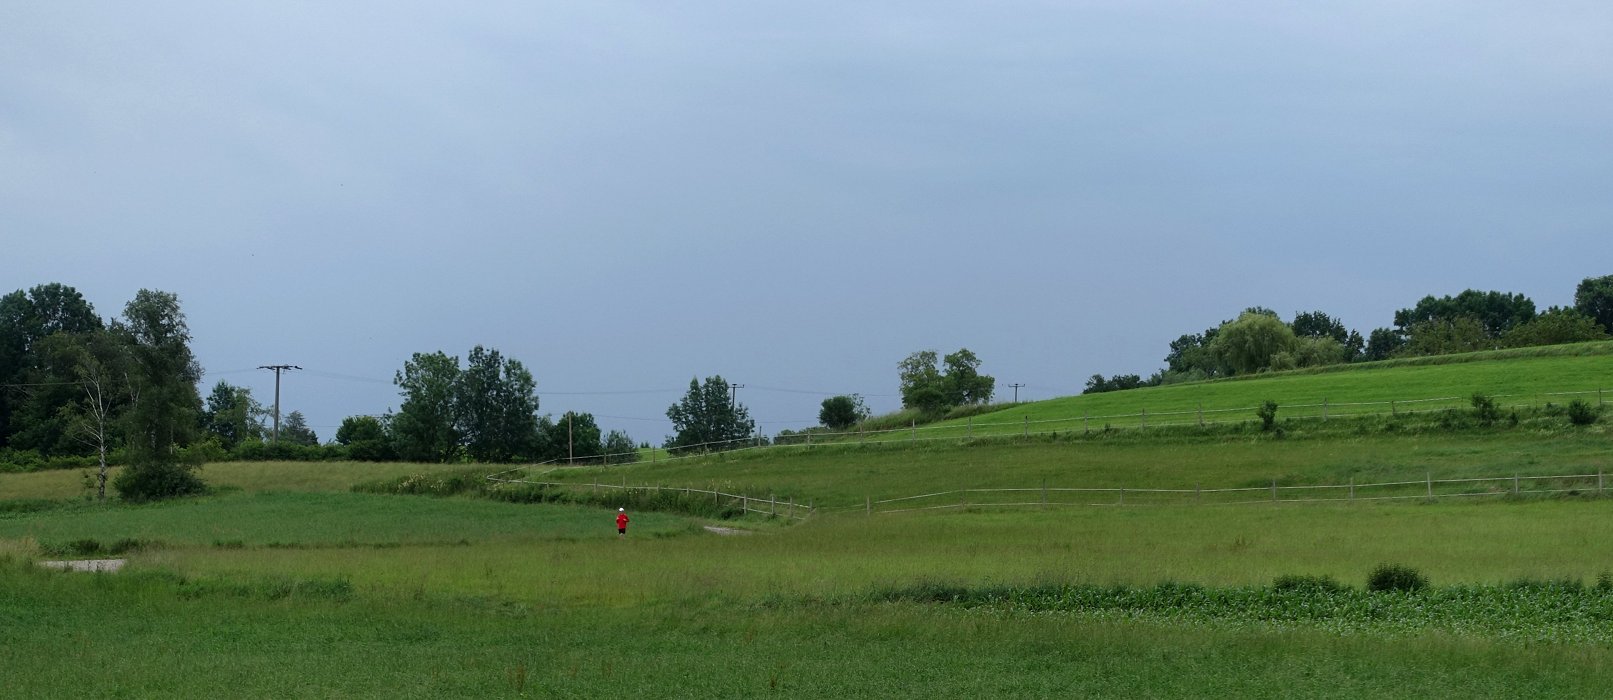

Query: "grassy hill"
(5, 345), (1613, 697)
(835, 341), (1613, 442)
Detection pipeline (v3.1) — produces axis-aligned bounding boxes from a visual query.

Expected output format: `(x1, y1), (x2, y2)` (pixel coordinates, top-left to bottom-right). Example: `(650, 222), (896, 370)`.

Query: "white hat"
(619, 508), (625, 512)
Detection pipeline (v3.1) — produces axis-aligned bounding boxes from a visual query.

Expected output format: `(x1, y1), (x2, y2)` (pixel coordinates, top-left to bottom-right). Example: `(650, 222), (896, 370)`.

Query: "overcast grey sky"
(5, 2), (1611, 441)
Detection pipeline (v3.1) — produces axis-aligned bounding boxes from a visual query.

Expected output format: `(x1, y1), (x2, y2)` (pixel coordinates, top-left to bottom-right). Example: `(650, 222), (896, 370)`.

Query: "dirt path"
(39, 559), (126, 573)
(702, 525), (752, 536)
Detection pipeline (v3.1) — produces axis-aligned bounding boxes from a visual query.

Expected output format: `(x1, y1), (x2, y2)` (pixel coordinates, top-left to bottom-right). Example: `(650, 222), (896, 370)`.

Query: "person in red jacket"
(616, 508), (629, 537)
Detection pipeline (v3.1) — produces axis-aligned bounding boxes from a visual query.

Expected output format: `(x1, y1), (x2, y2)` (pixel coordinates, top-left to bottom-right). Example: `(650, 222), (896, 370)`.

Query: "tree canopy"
(898, 348), (995, 412)
(666, 375), (755, 454)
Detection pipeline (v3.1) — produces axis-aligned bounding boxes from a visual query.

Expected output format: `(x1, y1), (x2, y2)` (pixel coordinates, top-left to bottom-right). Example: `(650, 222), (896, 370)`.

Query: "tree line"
(1085, 275), (1613, 393)
(0, 283), (782, 499)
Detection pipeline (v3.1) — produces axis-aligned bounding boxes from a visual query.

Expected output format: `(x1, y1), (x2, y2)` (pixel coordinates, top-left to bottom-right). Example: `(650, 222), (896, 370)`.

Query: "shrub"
(113, 462), (208, 502)
(1367, 563), (1428, 593)
(1567, 400), (1600, 426)
(1257, 401), (1279, 431)
(1471, 393), (1501, 423)
(1272, 574), (1348, 593)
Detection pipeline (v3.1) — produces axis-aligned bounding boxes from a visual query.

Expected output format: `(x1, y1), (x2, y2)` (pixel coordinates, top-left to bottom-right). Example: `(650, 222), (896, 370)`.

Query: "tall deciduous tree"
(1291, 311), (1348, 343)
(1210, 311), (1299, 375)
(1575, 275), (1613, 333)
(40, 329), (126, 501)
(0, 283), (102, 449)
(666, 375), (754, 454)
(942, 349), (995, 405)
(201, 380), (265, 449)
(392, 351), (462, 462)
(455, 345), (540, 463)
(546, 411), (603, 463)
(898, 348), (995, 412)
(819, 394), (870, 430)
(602, 429), (639, 463)
(1394, 290), (1536, 338)
(112, 289), (205, 501)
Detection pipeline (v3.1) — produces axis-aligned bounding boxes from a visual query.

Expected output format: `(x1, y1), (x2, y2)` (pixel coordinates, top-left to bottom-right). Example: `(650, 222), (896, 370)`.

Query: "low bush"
(1567, 400), (1600, 426)
(1257, 401), (1278, 431)
(1272, 573), (1349, 593)
(1367, 563), (1428, 593)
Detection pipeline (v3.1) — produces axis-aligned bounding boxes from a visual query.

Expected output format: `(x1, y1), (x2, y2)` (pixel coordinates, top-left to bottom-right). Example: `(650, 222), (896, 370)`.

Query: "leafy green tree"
(279, 410), (318, 446)
(819, 394), (870, 430)
(391, 351), (462, 462)
(1164, 324), (1227, 377)
(38, 329), (126, 500)
(1293, 337), (1350, 368)
(201, 380), (265, 449)
(666, 375), (755, 454)
(1400, 317), (1493, 356)
(1394, 290), (1536, 338)
(112, 289), (205, 501)
(1574, 275), (1613, 333)
(1210, 311), (1300, 375)
(603, 429), (639, 464)
(1083, 373), (1144, 394)
(0, 283), (103, 449)
(1291, 311), (1348, 343)
(1501, 306), (1609, 348)
(1363, 327), (1404, 361)
(899, 348), (995, 411)
(336, 415), (394, 461)
(942, 349), (995, 405)
(546, 411), (603, 463)
(455, 345), (540, 462)
(897, 350), (948, 413)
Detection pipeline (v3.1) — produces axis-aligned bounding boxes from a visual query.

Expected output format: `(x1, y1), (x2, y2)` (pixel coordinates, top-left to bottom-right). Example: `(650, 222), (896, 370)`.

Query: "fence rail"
(850, 471), (1612, 515)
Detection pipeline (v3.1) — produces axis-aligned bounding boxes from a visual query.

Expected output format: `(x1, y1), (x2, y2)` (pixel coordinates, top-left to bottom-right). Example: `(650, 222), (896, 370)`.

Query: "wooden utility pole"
(1008, 383), (1025, 403)
(258, 365), (301, 443)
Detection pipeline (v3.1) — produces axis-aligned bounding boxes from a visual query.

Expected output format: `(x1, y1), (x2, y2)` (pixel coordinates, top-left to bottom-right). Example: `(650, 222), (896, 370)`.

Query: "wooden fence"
(852, 471), (1613, 515)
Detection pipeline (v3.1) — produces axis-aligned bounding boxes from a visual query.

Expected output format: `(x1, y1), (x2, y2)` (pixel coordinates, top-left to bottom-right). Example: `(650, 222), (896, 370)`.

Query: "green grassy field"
(5, 350), (1613, 697)
(834, 342), (1613, 442)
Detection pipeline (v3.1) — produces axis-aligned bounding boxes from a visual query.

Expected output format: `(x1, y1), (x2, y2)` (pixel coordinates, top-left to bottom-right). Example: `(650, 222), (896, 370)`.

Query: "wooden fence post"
(1323, 398), (1329, 422)
(910, 420), (915, 441)
(1023, 415), (1029, 437)
(866, 495), (871, 516)
(1391, 400), (1397, 417)
(1195, 483), (1201, 503)
(1271, 479), (1277, 502)
(1084, 412), (1089, 435)
(771, 494), (776, 516)
(1118, 487), (1124, 506)
(1514, 474), (1520, 495)
(1197, 403), (1204, 427)
(1600, 469), (1605, 495)
(1348, 476), (1354, 500)
(789, 496), (795, 519)
(1426, 472), (1432, 499)
(1041, 479), (1048, 509)
(1141, 408), (1147, 429)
